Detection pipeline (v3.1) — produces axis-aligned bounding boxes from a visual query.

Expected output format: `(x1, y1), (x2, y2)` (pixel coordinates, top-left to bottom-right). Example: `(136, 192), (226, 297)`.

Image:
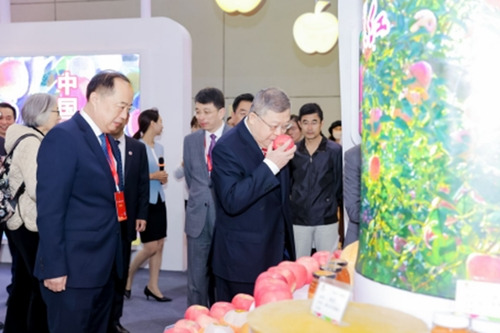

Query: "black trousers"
(214, 275), (254, 303)
(4, 225), (49, 333)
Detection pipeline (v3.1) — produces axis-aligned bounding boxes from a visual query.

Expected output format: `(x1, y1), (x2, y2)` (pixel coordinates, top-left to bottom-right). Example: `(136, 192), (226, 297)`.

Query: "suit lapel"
(124, 136), (132, 180)
(73, 113), (116, 190)
(196, 130), (209, 178)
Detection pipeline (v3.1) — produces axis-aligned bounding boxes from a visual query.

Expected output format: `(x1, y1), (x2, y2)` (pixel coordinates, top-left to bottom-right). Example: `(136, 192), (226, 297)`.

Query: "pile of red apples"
(164, 249), (342, 333)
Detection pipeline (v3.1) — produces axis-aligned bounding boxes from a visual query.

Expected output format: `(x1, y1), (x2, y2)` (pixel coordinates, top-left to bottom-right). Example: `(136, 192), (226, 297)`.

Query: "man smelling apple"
(210, 87), (297, 302)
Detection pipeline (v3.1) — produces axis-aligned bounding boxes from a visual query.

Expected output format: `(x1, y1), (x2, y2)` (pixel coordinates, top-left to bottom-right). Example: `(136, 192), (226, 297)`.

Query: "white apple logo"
(215, 0), (262, 14)
(293, 1), (338, 54)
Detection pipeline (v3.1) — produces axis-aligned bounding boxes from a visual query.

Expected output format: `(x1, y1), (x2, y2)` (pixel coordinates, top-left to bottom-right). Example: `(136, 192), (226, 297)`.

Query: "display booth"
(0, 17), (192, 271)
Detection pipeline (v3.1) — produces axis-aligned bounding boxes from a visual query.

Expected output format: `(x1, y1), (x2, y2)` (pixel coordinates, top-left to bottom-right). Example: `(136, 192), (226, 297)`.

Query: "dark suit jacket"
(211, 121), (296, 283)
(121, 136), (149, 242)
(343, 144), (361, 247)
(35, 112), (123, 288)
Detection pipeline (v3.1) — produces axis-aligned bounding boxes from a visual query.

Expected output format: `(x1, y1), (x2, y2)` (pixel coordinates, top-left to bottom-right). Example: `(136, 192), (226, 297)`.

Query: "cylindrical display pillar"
(355, 0), (500, 324)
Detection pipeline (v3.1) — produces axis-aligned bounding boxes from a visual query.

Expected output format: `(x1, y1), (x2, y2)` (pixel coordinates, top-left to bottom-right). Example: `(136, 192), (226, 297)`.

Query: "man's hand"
(265, 139), (296, 169)
(136, 219), (146, 232)
(44, 275), (67, 292)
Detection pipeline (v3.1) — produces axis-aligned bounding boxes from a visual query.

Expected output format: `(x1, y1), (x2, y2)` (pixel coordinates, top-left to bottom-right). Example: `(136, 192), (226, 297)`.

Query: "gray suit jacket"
(343, 144), (361, 247)
(183, 125), (230, 238)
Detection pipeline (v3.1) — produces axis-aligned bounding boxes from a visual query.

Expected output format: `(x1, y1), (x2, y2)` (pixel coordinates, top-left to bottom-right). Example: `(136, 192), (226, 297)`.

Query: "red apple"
(174, 319), (200, 333)
(195, 313), (218, 329)
(272, 134), (294, 151)
(254, 277), (290, 301)
(278, 261), (308, 289)
(466, 253), (500, 283)
(296, 256), (320, 284)
(268, 266), (296, 292)
(231, 293), (254, 311)
(254, 271), (288, 287)
(312, 250), (332, 266)
(209, 301), (236, 322)
(254, 285), (293, 307)
(184, 304), (210, 321)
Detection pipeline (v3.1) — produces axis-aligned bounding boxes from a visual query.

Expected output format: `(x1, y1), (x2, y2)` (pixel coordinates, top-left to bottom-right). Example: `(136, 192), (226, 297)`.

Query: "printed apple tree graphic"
(357, 0), (500, 298)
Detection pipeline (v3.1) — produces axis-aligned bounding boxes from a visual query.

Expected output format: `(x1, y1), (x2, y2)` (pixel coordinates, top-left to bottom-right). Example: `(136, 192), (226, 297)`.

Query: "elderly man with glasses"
(210, 87), (297, 302)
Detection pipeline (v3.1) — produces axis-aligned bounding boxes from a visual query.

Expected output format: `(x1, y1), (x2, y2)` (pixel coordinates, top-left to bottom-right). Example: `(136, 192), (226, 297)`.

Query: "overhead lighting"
(293, 1), (339, 54)
(215, 0), (262, 14)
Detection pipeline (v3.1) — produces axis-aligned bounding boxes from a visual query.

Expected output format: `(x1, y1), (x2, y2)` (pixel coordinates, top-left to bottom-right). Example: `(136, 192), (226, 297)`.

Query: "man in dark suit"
(183, 87), (230, 306)
(344, 144), (361, 247)
(35, 71), (134, 333)
(211, 87), (297, 301)
(108, 113), (149, 333)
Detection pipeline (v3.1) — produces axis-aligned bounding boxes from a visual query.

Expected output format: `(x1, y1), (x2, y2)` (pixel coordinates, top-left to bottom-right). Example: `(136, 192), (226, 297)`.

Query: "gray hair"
(249, 87), (290, 117)
(21, 93), (58, 127)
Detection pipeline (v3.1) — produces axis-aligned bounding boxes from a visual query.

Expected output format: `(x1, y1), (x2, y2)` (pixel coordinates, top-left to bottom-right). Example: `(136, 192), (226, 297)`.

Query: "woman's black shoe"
(124, 289), (131, 299)
(144, 286), (172, 302)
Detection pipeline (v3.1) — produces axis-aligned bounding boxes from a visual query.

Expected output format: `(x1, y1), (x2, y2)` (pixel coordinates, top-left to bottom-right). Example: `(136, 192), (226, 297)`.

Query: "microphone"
(158, 157), (165, 171)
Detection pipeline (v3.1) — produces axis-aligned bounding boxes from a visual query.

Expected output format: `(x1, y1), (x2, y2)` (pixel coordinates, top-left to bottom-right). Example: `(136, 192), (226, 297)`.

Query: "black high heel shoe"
(124, 289), (131, 299)
(144, 286), (172, 302)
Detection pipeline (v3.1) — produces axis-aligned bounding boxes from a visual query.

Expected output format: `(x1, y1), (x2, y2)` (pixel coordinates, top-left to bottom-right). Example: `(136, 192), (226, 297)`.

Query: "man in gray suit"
(344, 144), (361, 247)
(183, 87), (230, 306)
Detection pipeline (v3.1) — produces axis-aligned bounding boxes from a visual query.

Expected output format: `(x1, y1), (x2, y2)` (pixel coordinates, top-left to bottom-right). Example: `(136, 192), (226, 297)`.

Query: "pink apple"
(195, 313), (218, 329)
(184, 304), (210, 321)
(278, 261), (308, 289)
(255, 285), (293, 307)
(409, 60), (433, 89)
(209, 301), (236, 322)
(254, 271), (288, 287)
(466, 253), (500, 283)
(272, 134), (294, 151)
(254, 277), (290, 302)
(268, 266), (296, 292)
(312, 250), (332, 266)
(174, 319), (200, 333)
(231, 293), (254, 311)
(296, 256), (320, 284)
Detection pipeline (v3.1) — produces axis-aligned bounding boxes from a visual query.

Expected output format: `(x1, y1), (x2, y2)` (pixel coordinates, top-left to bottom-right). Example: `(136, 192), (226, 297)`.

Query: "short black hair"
(232, 93), (254, 113)
(0, 102), (17, 120)
(298, 103), (323, 121)
(195, 87), (225, 110)
(328, 120), (342, 134)
(86, 70), (131, 101)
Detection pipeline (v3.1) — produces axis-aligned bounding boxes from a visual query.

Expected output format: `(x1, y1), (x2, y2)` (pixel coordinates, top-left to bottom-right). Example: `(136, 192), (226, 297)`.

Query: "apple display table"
(247, 299), (429, 333)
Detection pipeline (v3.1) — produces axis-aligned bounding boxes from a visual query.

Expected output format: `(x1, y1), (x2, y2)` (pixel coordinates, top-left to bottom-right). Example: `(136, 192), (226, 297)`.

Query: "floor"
(0, 263), (188, 333)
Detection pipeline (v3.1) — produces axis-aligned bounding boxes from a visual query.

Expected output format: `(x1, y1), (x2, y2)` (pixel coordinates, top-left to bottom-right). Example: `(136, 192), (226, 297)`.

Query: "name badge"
(114, 191), (127, 222)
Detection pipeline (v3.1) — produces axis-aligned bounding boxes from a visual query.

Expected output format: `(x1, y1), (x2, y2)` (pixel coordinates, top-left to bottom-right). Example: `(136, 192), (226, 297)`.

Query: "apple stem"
(315, 0), (331, 15)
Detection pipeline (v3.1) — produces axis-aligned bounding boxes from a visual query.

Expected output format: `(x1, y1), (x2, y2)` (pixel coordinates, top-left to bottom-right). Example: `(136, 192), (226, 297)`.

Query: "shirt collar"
(205, 123), (225, 141)
(80, 109), (103, 138)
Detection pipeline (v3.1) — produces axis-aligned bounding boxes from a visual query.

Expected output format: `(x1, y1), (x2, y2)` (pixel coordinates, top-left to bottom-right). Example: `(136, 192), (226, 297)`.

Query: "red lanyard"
(104, 135), (120, 190)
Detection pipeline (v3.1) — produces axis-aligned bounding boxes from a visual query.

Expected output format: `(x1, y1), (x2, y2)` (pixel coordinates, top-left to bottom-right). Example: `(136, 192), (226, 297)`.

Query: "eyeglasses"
(254, 113), (292, 132)
(51, 109), (60, 116)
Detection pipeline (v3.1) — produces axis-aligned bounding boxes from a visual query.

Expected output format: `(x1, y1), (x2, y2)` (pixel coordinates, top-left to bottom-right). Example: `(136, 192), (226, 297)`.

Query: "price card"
(310, 278), (352, 324)
(455, 280), (500, 319)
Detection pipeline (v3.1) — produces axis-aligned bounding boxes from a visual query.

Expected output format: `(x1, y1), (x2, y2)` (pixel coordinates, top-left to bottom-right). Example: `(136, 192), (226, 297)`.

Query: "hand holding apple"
(265, 137), (296, 170)
(272, 134), (295, 151)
